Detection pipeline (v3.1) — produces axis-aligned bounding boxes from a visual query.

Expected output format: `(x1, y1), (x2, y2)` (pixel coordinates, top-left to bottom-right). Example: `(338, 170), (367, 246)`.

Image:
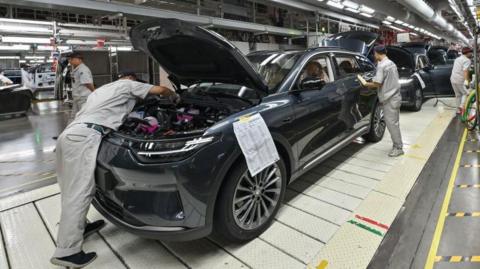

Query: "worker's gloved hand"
(169, 92), (181, 104)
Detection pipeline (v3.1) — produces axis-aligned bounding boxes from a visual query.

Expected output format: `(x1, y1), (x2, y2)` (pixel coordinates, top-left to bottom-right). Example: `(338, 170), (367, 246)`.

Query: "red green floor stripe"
(347, 220), (384, 237)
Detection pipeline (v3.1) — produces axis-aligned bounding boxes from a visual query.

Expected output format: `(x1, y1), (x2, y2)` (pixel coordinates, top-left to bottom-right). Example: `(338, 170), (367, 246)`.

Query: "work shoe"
(388, 148), (404, 157)
(84, 220), (106, 239)
(50, 251), (97, 268)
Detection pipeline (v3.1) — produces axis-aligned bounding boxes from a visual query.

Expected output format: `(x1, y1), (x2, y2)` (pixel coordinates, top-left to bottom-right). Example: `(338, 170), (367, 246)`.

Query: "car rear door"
(332, 53), (372, 130)
(289, 53), (345, 166)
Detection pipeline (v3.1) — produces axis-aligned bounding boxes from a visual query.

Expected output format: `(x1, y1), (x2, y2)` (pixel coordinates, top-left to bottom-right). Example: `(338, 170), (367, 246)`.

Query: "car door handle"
(283, 117), (292, 123)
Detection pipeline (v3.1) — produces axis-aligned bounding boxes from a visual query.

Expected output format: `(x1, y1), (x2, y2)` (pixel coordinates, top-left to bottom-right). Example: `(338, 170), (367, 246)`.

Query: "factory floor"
(0, 98), (470, 269)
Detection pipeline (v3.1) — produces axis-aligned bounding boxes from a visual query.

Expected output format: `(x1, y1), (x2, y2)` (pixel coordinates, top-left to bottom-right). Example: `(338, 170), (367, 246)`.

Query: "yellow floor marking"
(473, 212), (480, 217)
(450, 256), (462, 262)
(404, 154), (427, 161)
(456, 212), (465, 217)
(471, 256), (480, 262)
(434, 256), (442, 262)
(316, 260), (328, 269)
(424, 128), (468, 269)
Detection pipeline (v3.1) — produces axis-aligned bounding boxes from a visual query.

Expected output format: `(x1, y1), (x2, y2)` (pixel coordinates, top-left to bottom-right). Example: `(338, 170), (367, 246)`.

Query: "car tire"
(213, 158), (287, 243)
(410, 85), (423, 112)
(364, 101), (386, 142)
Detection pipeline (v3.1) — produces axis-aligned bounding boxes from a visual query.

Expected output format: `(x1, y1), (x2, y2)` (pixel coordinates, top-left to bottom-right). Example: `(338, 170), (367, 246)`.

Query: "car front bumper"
(93, 134), (237, 241)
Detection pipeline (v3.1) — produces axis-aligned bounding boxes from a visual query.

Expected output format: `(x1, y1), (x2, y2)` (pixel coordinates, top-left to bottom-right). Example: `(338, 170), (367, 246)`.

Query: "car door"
(288, 54), (345, 166)
(415, 55), (435, 96)
(332, 54), (371, 130)
(427, 49), (455, 96)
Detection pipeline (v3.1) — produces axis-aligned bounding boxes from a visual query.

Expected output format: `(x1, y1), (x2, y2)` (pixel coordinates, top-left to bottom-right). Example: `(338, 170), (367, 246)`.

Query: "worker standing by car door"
(359, 45), (404, 157)
(450, 47), (473, 114)
(50, 70), (179, 268)
(69, 52), (95, 118)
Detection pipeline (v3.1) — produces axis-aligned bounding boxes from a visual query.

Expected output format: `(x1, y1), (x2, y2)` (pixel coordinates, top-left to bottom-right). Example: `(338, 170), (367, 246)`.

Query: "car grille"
(95, 190), (145, 227)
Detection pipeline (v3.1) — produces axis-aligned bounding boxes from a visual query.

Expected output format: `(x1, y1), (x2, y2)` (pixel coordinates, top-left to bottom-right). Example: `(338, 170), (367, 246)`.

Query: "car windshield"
(247, 52), (301, 92)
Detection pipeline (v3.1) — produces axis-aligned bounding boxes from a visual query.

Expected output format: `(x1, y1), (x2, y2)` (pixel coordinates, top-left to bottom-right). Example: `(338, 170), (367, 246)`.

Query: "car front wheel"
(214, 158), (287, 242)
(411, 85), (423, 112)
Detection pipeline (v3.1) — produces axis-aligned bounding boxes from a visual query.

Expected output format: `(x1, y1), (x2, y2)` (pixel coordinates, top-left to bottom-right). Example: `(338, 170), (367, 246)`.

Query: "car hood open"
(322, 31), (379, 56)
(130, 19), (269, 94)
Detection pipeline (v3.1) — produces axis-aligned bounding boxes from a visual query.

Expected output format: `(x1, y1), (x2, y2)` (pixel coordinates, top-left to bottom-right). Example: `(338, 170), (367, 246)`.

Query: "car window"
(355, 55), (375, 72)
(294, 56), (333, 91)
(334, 55), (361, 78)
(428, 49), (447, 65)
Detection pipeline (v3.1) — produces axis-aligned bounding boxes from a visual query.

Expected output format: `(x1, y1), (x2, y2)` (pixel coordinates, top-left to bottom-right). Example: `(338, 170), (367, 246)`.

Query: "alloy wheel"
(415, 88), (422, 109)
(232, 164), (282, 230)
(373, 105), (386, 138)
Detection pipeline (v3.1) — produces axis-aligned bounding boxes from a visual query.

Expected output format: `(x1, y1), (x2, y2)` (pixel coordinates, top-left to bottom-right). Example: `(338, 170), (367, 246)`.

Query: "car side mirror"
(300, 79), (326, 91)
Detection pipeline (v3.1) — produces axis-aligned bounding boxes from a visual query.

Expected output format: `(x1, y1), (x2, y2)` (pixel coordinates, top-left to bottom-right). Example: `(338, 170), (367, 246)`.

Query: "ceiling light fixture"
(1, 36), (50, 44)
(0, 56), (20, 60)
(342, 0), (359, 9)
(360, 13), (373, 18)
(388, 25), (405, 32)
(382, 21), (392, 25)
(327, 0), (345, 9)
(359, 5), (375, 14)
(0, 25), (52, 33)
(345, 7), (360, 13)
(0, 44), (30, 51)
(386, 16), (396, 22)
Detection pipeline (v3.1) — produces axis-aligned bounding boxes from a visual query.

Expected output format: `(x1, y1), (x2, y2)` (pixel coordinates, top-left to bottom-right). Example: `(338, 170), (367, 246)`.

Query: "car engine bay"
(118, 89), (255, 139)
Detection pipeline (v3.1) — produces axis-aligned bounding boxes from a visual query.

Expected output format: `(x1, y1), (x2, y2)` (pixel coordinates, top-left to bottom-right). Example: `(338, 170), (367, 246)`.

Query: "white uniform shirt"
(72, 79), (154, 130)
(373, 57), (401, 103)
(450, 55), (471, 84)
(71, 63), (94, 98)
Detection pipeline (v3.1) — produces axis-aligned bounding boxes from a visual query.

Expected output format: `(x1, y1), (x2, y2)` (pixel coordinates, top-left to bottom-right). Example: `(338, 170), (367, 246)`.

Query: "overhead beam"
(1, 0), (305, 36)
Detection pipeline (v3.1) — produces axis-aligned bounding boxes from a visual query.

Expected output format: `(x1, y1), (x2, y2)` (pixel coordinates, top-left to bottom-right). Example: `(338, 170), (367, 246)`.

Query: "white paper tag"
(233, 114), (280, 176)
(412, 73), (426, 89)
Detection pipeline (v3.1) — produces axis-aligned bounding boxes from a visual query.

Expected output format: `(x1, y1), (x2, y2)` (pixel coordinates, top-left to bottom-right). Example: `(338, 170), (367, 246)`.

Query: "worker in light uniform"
(50, 70), (179, 268)
(360, 45), (404, 157)
(450, 47), (473, 114)
(68, 52), (95, 118)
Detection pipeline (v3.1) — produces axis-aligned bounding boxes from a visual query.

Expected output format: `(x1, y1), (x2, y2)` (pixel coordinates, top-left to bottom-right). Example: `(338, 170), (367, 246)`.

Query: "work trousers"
(52, 124), (101, 258)
(71, 96), (88, 120)
(451, 82), (469, 108)
(382, 94), (403, 150)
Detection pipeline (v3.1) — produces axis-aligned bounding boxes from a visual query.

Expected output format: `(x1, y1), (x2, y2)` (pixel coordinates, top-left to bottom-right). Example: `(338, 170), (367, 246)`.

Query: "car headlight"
(130, 136), (217, 163)
(399, 78), (413, 84)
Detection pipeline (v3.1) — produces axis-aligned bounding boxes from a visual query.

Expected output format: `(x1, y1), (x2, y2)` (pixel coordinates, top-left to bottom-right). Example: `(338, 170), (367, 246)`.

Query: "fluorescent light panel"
(0, 25), (51, 33)
(1, 36), (50, 44)
(342, 0), (359, 9)
(0, 45), (30, 51)
(359, 5), (375, 14)
(0, 56), (20, 59)
(327, 0), (344, 9)
(386, 16), (396, 22)
(360, 12), (373, 18)
(345, 7), (360, 13)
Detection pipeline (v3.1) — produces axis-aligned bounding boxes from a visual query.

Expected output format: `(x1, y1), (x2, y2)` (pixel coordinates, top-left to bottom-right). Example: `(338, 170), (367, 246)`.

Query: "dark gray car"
(93, 19), (386, 242)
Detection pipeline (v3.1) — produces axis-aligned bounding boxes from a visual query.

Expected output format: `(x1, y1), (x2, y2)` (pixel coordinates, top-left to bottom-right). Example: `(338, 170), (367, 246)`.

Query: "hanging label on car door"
(412, 73), (426, 89)
(233, 113), (280, 177)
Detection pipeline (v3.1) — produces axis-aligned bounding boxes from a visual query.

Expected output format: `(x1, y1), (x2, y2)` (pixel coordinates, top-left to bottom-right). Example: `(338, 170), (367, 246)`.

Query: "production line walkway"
(0, 99), (455, 269)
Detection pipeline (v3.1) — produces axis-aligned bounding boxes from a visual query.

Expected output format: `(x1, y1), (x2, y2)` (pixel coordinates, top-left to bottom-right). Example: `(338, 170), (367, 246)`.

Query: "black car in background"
(386, 43), (455, 111)
(3, 69), (22, 84)
(93, 19), (386, 242)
